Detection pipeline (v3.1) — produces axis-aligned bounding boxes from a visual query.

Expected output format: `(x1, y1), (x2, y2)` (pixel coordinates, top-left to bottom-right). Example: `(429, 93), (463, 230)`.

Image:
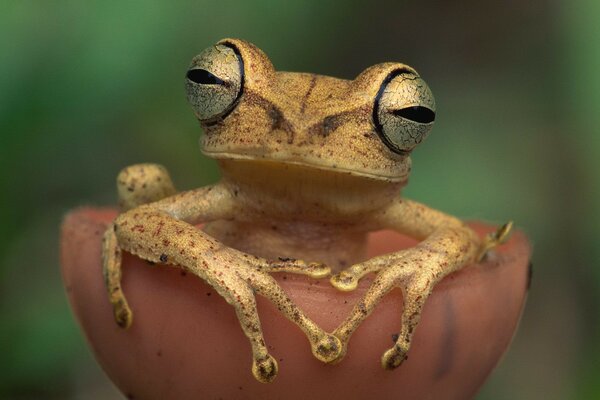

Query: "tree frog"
(102, 38), (511, 383)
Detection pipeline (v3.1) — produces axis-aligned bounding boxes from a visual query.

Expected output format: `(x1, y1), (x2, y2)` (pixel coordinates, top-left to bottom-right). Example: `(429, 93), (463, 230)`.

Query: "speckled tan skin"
(102, 38), (511, 383)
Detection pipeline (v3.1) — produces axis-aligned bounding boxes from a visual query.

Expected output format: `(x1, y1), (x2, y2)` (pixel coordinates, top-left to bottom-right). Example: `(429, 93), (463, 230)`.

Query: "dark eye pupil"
(186, 69), (225, 85)
(393, 106), (435, 124)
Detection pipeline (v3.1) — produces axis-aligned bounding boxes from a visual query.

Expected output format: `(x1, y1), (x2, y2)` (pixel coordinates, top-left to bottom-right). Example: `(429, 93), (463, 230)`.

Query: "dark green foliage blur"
(1, 1), (598, 398)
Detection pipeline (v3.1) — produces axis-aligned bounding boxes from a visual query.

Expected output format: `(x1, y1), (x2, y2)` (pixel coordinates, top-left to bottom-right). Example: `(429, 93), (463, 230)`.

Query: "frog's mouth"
(202, 150), (410, 184)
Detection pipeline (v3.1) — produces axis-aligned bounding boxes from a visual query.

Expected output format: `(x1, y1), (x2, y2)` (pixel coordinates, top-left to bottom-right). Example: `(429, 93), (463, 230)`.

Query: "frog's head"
(185, 38), (435, 184)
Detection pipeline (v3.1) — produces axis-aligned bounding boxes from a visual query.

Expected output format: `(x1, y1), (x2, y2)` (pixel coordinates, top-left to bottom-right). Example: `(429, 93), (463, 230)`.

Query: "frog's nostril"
(186, 69), (226, 85)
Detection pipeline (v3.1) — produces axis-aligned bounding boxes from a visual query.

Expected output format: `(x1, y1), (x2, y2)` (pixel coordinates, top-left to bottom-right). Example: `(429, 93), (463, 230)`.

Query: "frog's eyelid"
(217, 42), (245, 120)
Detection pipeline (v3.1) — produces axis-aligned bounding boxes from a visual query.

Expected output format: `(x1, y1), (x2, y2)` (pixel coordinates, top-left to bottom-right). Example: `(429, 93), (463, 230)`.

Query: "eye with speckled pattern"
(185, 44), (244, 122)
(374, 70), (436, 155)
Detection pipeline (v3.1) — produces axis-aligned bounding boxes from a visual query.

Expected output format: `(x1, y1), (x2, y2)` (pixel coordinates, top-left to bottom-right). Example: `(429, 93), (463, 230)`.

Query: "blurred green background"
(1, 1), (599, 399)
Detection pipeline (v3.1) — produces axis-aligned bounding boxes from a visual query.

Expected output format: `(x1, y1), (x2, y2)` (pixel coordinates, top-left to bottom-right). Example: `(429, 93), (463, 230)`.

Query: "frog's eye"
(373, 70), (436, 154)
(185, 44), (243, 121)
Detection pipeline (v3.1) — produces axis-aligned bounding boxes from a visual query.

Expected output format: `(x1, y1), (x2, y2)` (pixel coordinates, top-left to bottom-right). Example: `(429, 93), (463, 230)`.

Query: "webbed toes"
(312, 334), (344, 363)
(330, 272), (358, 292)
(252, 354), (279, 383)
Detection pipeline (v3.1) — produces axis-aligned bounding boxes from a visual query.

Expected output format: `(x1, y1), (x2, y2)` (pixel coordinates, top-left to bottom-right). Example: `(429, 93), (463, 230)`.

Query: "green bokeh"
(1, 1), (598, 398)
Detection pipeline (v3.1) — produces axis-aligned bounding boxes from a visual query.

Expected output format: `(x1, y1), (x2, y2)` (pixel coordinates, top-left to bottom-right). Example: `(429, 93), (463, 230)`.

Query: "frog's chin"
(202, 150), (409, 184)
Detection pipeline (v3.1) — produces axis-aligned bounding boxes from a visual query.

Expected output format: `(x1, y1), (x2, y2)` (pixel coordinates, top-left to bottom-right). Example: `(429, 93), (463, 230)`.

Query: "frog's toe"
(495, 221), (513, 244)
(312, 334), (344, 363)
(381, 345), (408, 370)
(478, 220), (514, 261)
(113, 299), (132, 329)
(252, 354), (279, 383)
(330, 272), (358, 292)
(306, 262), (331, 279)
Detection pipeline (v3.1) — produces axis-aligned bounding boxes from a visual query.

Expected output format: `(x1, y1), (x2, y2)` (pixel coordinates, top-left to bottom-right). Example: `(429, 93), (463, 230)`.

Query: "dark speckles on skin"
(268, 107), (285, 131)
(321, 115), (338, 136)
(160, 254), (168, 263)
(306, 114), (344, 138)
(391, 333), (399, 343)
(300, 75), (317, 114)
(358, 301), (367, 315)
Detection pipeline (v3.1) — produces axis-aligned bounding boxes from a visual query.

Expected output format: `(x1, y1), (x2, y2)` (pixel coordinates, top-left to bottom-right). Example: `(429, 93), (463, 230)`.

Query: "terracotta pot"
(61, 208), (531, 400)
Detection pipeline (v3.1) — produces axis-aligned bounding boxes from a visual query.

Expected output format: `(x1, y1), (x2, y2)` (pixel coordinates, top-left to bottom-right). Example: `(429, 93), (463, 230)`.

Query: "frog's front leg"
(330, 199), (512, 369)
(102, 165), (341, 382)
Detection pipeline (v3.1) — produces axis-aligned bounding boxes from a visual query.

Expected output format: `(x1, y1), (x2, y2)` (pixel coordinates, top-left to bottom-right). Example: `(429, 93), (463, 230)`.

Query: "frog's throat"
(202, 150), (409, 183)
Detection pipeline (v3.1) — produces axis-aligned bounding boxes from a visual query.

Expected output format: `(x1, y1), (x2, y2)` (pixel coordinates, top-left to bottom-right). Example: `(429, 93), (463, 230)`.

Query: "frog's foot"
(332, 225), (480, 366)
(260, 257), (331, 279)
(477, 221), (513, 262)
(332, 263), (433, 367)
(244, 270), (343, 364)
(117, 163), (177, 211)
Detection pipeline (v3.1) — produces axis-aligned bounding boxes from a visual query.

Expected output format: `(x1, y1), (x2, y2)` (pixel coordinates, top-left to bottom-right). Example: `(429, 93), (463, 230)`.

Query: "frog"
(102, 38), (512, 383)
